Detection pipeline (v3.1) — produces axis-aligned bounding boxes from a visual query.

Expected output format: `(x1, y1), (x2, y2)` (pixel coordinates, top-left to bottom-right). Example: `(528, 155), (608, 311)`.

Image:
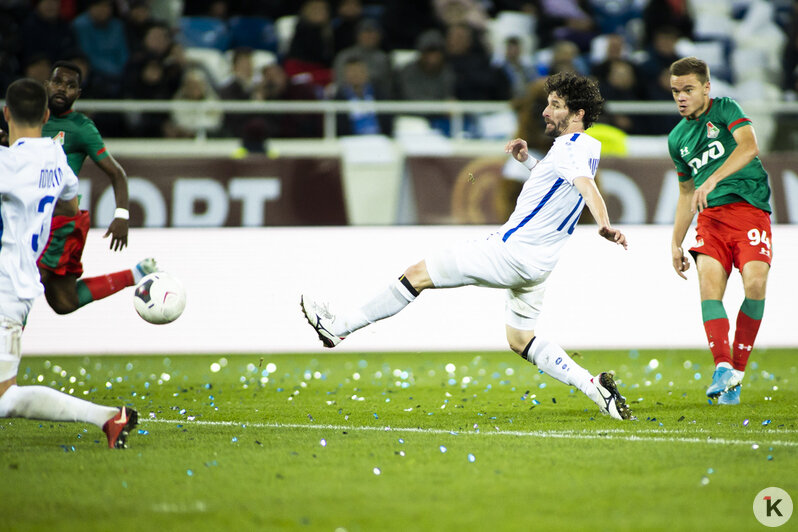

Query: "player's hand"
(104, 218), (128, 251)
(0, 128), (8, 147)
(691, 177), (717, 213)
(598, 226), (627, 249)
(504, 138), (529, 163)
(672, 244), (689, 279)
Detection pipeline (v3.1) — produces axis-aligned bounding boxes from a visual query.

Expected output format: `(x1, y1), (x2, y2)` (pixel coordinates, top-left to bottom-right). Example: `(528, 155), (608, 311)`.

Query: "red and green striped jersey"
(42, 109), (109, 175)
(667, 97), (771, 213)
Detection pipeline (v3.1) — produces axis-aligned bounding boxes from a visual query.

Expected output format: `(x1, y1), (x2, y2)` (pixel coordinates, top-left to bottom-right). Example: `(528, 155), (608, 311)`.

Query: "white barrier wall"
(23, 225), (797, 355)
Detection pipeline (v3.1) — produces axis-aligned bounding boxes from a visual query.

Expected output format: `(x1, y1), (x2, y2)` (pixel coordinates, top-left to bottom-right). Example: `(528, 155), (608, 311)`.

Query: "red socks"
(76, 270), (135, 308)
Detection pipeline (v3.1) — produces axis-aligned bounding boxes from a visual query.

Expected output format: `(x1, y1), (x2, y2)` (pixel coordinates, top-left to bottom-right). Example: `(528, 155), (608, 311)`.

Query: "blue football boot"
(718, 385), (741, 405)
(706, 366), (734, 398)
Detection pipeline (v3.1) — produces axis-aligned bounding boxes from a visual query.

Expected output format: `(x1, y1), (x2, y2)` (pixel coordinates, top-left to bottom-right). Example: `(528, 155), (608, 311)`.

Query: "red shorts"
(689, 202), (773, 275)
(36, 210), (91, 277)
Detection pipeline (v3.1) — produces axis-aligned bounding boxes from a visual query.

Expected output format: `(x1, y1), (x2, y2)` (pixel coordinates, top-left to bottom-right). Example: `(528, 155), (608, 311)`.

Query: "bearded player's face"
(46, 67), (81, 115)
(542, 92), (573, 138)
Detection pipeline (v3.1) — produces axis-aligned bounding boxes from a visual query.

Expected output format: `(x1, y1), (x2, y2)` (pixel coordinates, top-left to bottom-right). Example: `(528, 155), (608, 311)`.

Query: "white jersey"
(499, 132), (601, 270)
(0, 137), (79, 300)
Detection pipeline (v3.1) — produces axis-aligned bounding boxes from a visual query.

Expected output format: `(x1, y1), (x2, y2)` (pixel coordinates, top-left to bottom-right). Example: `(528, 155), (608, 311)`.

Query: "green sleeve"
(78, 117), (109, 163)
(718, 98), (752, 134)
(667, 132), (691, 182)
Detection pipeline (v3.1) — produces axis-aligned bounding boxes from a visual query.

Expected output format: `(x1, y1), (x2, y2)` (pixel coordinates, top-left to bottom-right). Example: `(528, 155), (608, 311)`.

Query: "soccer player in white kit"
(0, 78), (138, 448)
(302, 72), (632, 420)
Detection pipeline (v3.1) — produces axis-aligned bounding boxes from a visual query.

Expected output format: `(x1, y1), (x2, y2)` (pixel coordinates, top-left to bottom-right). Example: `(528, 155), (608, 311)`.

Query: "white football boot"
(586, 372), (634, 420)
(300, 295), (346, 348)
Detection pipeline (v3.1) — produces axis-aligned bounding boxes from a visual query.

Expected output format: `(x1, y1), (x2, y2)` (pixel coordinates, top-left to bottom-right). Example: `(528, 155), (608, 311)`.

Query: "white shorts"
(425, 233), (550, 330)
(0, 290), (31, 382)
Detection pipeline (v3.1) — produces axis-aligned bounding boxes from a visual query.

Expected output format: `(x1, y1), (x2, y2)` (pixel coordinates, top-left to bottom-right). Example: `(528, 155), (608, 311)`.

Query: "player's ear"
(42, 108), (50, 125)
(2, 106), (9, 124)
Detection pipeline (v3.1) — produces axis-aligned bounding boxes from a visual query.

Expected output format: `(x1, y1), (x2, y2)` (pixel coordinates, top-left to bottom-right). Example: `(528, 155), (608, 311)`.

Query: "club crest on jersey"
(706, 121), (719, 139)
(53, 131), (65, 145)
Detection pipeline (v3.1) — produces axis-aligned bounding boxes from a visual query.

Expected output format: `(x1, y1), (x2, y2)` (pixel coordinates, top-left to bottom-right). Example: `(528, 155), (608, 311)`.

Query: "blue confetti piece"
(767, 455), (773, 461)
(467, 453), (476, 463)
(398, 439), (404, 444)
(373, 413), (379, 419)
(137, 429), (149, 435)
(762, 420), (771, 426)
(232, 437), (238, 442)
(187, 470), (193, 476)
(439, 445), (447, 453)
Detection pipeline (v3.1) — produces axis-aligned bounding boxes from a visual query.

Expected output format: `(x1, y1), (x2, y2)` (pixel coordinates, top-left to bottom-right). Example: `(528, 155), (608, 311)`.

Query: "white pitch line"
(143, 418), (798, 448)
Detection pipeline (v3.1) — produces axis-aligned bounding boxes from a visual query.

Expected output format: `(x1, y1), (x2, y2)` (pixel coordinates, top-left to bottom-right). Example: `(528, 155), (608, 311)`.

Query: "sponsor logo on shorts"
(760, 247), (771, 257)
(695, 238), (704, 247)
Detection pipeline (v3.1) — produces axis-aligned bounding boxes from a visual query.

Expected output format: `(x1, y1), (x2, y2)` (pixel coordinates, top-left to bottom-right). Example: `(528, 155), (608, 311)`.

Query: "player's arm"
(504, 138), (538, 169)
(692, 124), (759, 212)
(573, 176), (627, 249)
(95, 153), (130, 251)
(671, 179), (695, 279)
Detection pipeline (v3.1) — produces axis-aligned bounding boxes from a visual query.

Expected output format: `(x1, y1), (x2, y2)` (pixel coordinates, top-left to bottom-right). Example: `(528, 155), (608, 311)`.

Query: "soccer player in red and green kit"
(668, 57), (772, 405)
(38, 61), (156, 314)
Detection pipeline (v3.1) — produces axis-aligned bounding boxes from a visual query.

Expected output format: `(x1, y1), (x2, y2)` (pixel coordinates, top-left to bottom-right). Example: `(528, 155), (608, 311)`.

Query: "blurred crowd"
(0, 0), (796, 142)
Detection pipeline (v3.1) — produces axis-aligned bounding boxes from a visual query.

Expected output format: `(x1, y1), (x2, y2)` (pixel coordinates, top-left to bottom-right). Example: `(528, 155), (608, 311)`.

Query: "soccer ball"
(133, 272), (186, 324)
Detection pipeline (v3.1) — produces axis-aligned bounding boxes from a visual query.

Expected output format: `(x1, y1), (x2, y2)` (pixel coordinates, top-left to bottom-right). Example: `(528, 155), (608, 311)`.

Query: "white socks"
(0, 384), (118, 428)
(333, 277), (418, 336)
(523, 337), (594, 396)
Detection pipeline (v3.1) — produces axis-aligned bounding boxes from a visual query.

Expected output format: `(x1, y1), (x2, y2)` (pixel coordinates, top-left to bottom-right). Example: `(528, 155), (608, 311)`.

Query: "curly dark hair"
(543, 72), (604, 130)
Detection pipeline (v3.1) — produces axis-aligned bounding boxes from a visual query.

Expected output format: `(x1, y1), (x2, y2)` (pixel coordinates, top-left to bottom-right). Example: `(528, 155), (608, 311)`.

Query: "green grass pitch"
(1, 349), (796, 531)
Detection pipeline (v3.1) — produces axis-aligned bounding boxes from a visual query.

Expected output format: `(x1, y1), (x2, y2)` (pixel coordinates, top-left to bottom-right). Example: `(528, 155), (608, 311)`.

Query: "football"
(133, 272), (186, 324)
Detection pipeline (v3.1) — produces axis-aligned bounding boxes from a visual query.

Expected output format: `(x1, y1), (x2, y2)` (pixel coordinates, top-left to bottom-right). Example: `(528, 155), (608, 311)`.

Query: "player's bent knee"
(403, 261), (433, 292)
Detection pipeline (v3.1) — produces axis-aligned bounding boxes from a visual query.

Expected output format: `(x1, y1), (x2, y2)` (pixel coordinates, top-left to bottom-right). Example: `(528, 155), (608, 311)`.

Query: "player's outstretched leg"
(301, 275), (420, 347)
(102, 406), (139, 449)
(74, 257), (158, 310)
(300, 296), (347, 348)
(521, 336), (633, 420)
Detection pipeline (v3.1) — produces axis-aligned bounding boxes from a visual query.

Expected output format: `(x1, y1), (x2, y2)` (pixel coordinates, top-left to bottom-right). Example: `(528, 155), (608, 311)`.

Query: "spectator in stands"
(124, 57), (173, 137)
(248, 63), (323, 138)
(220, 48), (255, 101)
(72, 0), (128, 98)
(638, 25), (681, 98)
(380, 0), (438, 51)
(446, 23), (510, 101)
(164, 68), (223, 138)
(21, 0), (78, 66)
(537, 0), (597, 52)
(434, 0), (489, 33)
(493, 35), (537, 98)
(332, 55), (391, 136)
(395, 29), (455, 101)
(334, 18), (393, 98)
(333, 0), (365, 55)
(125, 21), (184, 99)
(642, 0), (693, 46)
(541, 40), (589, 76)
(219, 47), (256, 137)
(21, 53), (52, 84)
(284, 0), (335, 87)
(124, 0), (155, 55)
(595, 58), (643, 133)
